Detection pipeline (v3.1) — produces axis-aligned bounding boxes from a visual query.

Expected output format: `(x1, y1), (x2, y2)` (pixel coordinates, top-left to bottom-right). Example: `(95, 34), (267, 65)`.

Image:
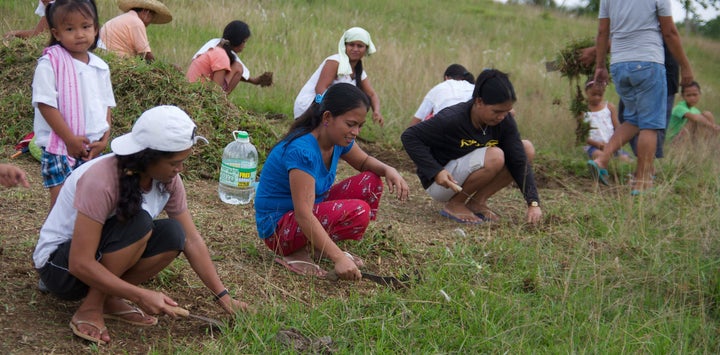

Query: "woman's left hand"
(218, 296), (250, 314)
(384, 168), (409, 201)
(372, 111), (384, 127)
(526, 205), (542, 225)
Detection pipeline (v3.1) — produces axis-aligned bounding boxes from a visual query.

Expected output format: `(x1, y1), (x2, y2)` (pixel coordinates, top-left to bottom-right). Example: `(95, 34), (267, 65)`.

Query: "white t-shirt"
(35, 0), (45, 16)
(293, 54), (367, 118)
(584, 102), (615, 144)
(413, 79), (474, 121)
(192, 38), (250, 80)
(33, 154), (188, 268)
(31, 52), (116, 148)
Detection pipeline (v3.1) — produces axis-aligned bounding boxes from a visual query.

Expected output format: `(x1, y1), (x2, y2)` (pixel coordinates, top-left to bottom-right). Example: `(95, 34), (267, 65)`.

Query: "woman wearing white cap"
(32, 106), (248, 345)
(99, 0), (172, 62)
(293, 27), (384, 126)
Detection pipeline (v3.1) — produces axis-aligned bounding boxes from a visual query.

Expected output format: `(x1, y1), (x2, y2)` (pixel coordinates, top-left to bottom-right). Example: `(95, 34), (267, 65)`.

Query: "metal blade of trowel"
(167, 306), (225, 329)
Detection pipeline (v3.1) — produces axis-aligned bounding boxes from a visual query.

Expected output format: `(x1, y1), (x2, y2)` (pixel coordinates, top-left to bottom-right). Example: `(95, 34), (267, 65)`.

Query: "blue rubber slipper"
(440, 210), (483, 224)
(630, 187), (655, 196)
(587, 160), (609, 186)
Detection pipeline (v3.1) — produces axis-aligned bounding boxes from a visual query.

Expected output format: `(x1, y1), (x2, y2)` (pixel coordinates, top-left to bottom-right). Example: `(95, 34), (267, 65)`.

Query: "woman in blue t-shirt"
(255, 83), (409, 280)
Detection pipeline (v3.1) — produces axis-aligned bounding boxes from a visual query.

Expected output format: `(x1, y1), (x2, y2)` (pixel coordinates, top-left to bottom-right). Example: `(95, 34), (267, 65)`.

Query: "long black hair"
(353, 60), (363, 87)
(472, 69), (516, 104)
(219, 20), (251, 65)
(444, 64), (475, 84)
(116, 149), (176, 221)
(45, 0), (100, 50)
(282, 83), (371, 146)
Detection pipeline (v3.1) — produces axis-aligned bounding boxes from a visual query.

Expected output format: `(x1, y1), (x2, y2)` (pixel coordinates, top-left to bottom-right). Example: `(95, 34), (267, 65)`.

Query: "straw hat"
(118, 0), (172, 24)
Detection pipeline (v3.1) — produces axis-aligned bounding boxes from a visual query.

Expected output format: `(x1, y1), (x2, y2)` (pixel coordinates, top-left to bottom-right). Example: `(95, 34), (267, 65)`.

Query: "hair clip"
(315, 93), (325, 104)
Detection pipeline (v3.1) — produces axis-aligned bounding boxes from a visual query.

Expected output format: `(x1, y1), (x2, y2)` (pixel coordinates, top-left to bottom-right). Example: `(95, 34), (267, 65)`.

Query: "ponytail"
(282, 83), (370, 147)
(220, 20), (251, 64)
(354, 60), (363, 87)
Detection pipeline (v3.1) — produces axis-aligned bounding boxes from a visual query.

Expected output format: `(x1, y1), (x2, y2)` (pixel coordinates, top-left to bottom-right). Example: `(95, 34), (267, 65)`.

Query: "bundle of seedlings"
(551, 37), (608, 145)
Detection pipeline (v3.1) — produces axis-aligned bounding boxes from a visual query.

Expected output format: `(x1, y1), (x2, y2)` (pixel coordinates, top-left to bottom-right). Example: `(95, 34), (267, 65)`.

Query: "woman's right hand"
(137, 289), (179, 317)
(256, 72), (273, 87)
(434, 170), (459, 191)
(334, 257), (361, 281)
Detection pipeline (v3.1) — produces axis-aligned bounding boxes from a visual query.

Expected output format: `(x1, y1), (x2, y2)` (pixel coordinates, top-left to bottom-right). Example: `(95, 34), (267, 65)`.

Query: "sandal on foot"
(275, 257), (327, 277)
(439, 210), (483, 225)
(343, 251), (365, 268)
(69, 320), (107, 345)
(630, 180), (655, 196)
(473, 210), (499, 222)
(587, 160), (609, 186)
(104, 306), (158, 327)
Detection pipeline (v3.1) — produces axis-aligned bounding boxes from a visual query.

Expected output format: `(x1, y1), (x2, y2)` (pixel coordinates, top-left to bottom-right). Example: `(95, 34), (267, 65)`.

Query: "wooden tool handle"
(167, 305), (190, 317)
(448, 181), (463, 193)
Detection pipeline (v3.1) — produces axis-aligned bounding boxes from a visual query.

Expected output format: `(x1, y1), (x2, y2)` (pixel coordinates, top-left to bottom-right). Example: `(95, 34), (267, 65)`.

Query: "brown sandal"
(69, 320), (107, 345)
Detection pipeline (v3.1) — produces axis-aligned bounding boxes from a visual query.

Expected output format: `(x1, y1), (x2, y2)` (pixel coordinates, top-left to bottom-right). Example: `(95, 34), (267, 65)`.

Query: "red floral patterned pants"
(264, 171), (383, 256)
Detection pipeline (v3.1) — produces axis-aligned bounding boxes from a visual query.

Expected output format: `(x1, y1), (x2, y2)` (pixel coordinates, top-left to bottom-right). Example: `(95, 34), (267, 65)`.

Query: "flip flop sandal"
(69, 320), (107, 345)
(587, 160), (610, 186)
(439, 209), (483, 225)
(473, 210), (499, 222)
(104, 306), (158, 327)
(275, 257), (326, 277)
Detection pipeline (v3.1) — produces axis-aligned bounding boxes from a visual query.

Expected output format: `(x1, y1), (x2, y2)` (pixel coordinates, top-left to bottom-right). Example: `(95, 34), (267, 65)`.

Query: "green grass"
(3, 0), (720, 353)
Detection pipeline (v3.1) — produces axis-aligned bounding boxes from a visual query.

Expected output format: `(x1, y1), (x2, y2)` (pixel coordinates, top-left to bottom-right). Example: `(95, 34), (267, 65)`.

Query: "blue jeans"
(610, 61), (667, 130)
(618, 94), (675, 159)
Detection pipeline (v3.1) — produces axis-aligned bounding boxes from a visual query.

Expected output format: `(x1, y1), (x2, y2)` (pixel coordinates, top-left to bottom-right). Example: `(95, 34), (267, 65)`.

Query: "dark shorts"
(38, 211), (185, 301)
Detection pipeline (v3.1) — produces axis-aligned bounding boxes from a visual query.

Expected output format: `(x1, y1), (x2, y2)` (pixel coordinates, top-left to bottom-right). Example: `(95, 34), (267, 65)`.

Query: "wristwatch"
(529, 201), (539, 207)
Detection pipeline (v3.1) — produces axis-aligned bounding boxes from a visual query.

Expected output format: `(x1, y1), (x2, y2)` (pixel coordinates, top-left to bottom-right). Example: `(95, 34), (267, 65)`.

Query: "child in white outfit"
(582, 80), (631, 162)
(31, 0), (115, 209)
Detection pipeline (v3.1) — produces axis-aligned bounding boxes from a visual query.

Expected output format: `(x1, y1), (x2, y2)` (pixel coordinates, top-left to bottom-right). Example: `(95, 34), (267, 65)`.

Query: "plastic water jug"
(218, 131), (257, 205)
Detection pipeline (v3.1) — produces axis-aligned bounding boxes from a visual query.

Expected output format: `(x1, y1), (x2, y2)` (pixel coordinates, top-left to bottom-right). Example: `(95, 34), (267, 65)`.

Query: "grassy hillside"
(3, 0), (718, 152)
(2, 0), (720, 353)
